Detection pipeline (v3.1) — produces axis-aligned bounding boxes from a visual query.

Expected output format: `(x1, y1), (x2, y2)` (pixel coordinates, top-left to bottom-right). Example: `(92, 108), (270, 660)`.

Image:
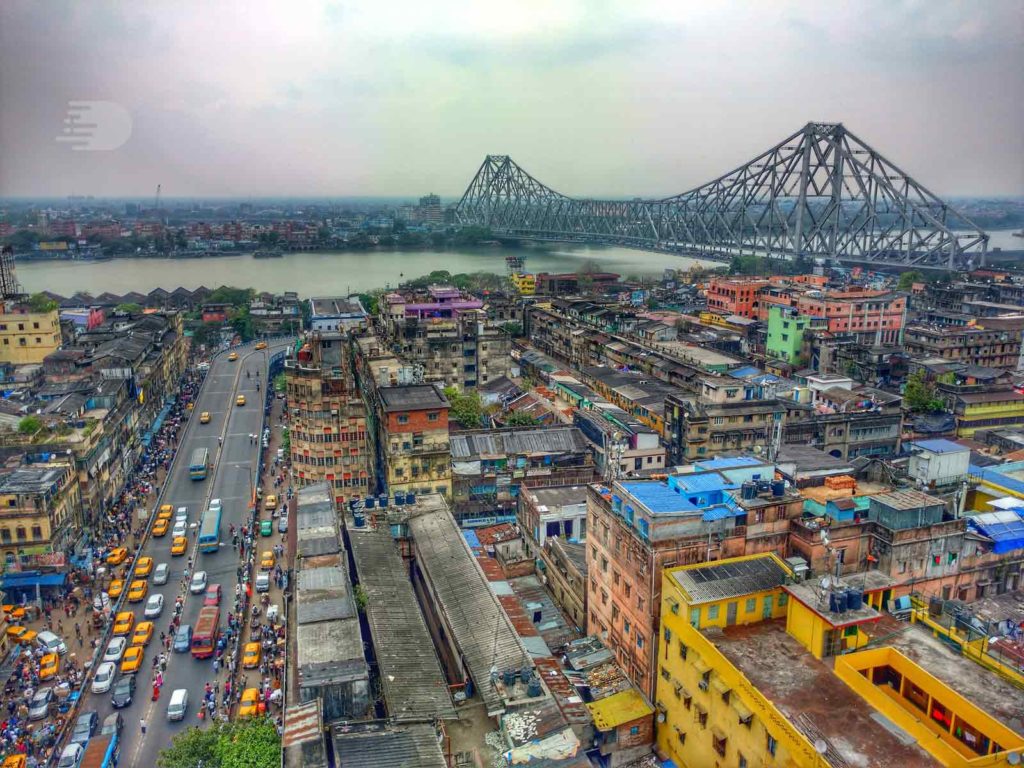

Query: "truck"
(80, 730), (118, 768)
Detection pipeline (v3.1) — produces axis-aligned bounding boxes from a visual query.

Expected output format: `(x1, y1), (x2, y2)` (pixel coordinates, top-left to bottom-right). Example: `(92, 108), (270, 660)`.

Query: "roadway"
(75, 341), (286, 766)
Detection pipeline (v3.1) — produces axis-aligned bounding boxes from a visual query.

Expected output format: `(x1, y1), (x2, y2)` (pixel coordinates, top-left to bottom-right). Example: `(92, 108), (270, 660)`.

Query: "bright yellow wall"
(657, 577), (829, 768)
(835, 647), (1024, 767)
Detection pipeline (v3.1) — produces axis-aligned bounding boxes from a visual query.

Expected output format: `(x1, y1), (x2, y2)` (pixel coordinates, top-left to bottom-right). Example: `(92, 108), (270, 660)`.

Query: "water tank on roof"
(405, 492), (416, 506)
(847, 589), (864, 611)
(520, 666), (532, 684)
(741, 482), (757, 500)
(829, 589), (848, 613)
(771, 480), (785, 497)
(363, 497), (374, 509)
(502, 669), (516, 687)
(394, 493), (404, 506)
(757, 480), (772, 495)
(527, 677), (542, 697)
(378, 495), (388, 509)
(353, 512), (365, 528)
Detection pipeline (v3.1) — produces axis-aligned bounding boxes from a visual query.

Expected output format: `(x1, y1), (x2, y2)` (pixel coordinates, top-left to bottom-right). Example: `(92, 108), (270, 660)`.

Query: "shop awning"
(1, 572), (67, 589)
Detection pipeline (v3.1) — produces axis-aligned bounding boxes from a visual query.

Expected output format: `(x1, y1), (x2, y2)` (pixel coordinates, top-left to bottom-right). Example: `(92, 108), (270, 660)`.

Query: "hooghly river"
(16, 245), (716, 296)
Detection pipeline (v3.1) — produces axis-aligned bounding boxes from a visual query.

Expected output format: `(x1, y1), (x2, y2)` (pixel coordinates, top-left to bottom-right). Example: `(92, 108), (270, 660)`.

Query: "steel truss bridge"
(454, 122), (988, 271)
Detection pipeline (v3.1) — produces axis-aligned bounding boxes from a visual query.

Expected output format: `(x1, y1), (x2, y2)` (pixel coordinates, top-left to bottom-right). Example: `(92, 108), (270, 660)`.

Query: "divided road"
(76, 341), (285, 766)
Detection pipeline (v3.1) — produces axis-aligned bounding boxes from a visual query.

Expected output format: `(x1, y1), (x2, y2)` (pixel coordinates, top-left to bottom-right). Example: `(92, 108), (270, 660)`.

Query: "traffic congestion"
(0, 340), (289, 768)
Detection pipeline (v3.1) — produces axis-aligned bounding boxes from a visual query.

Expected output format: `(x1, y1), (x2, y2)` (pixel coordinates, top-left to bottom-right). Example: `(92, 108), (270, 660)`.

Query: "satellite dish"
(656, 712), (666, 723)
(1007, 753), (1021, 766)
(814, 740), (828, 755)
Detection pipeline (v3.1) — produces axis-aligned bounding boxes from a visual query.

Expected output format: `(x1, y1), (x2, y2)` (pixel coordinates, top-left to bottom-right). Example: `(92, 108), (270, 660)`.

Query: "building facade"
(375, 384), (452, 498)
(0, 463), (81, 567)
(0, 304), (62, 365)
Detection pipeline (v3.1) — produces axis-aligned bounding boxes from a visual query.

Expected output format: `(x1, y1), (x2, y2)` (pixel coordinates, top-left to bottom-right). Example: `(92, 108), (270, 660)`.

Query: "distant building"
(309, 296), (366, 334)
(415, 194), (443, 224)
(0, 302), (62, 365)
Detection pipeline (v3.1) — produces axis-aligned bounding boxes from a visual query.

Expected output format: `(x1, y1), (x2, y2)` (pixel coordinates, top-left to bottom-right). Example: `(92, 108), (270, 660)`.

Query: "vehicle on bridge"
(171, 536), (188, 556)
(189, 447), (210, 481)
(199, 411), (210, 424)
(236, 394), (246, 407)
(198, 505), (222, 553)
(152, 518), (170, 537)
(191, 606), (220, 659)
(228, 351), (238, 361)
(255, 341), (267, 350)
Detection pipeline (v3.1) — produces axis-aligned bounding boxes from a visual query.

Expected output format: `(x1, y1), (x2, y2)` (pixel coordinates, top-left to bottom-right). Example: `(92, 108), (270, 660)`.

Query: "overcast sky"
(1, 0), (1021, 199)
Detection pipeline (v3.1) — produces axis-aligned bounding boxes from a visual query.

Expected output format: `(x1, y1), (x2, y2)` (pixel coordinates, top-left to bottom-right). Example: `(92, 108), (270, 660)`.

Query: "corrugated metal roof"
(450, 428), (587, 459)
(409, 503), (531, 717)
(297, 565), (356, 624)
(332, 723), (447, 768)
(347, 524), (458, 722)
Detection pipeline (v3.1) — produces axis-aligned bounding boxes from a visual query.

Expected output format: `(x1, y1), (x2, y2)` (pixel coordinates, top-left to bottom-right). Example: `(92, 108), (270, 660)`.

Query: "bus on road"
(198, 503), (222, 553)
(189, 447), (210, 481)
(191, 606), (220, 659)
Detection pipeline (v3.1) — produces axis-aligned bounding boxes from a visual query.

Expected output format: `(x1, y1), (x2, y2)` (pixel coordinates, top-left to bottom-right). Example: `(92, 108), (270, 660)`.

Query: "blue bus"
(198, 501), (222, 553)
(189, 447), (210, 480)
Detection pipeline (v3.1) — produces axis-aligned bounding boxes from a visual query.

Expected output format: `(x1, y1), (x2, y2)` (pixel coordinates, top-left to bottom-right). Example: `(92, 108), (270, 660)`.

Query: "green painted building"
(766, 305), (812, 364)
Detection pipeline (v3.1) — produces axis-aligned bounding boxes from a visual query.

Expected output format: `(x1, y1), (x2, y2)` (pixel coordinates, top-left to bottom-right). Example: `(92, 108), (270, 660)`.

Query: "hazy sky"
(1, 0), (1021, 199)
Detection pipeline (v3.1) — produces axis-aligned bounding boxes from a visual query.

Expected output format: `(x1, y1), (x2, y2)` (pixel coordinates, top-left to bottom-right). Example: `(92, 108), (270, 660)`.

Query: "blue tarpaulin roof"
(702, 505), (745, 522)
(462, 530), (481, 549)
(1, 572), (67, 589)
(969, 510), (1024, 554)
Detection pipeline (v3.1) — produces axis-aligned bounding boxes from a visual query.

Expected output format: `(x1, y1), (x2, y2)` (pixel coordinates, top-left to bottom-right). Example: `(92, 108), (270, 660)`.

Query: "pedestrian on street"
(140, 718), (147, 735)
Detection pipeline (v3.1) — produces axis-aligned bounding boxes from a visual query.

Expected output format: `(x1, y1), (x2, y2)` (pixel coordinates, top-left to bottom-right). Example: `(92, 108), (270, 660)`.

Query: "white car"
(175, 506), (188, 524)
(103, 636), (128, 663)
(172, 520), (187, 538)
(144, 593), (165, 618)
(91, 661), (117, 693)
(57, 742), (84, 768)
(209, 499), (222, 513)
(153, 563), (170, 585)
(189, 570), (208, 594)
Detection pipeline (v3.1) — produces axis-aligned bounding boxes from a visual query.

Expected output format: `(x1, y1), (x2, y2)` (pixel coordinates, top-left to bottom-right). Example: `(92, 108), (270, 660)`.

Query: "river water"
(16, 245), (715, 296)
(16, 230), (1021, 296)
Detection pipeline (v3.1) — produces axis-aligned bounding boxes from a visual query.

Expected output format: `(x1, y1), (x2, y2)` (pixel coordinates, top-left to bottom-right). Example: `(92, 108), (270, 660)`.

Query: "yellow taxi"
(238, 688), (260, 717)
(106, 547), (129, 566)
(121, 645), (144, 674)
(153, 518), (170, 537)
(134, 556), (153, 578)
(265, 494), (277, 511)
(171, 536), (188, 556)
(2, 754), (27, 768)
(5, 626), (26, 641)
(18, 630), (37, 646)
(236, 395), (246, 407)
(107, 579), (124, 599)
(199, 411), (211, 424)
(38, 653), (59, 681)
(242, 641), (261, 669)
(132, 621), (154, 647)
(127, 580), (148, 603)
(255, 341), (267, 350)
(228, 352), (238, 361)
(260, 551), (275, 570)
(112, 612), (135, 636)
(157, 504), (174, 521)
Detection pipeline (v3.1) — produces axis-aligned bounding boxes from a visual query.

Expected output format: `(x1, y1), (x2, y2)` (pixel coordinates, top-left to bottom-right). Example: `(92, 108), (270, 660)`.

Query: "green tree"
(17, 415), (42, 435)
(903, 369), (945, 413)
(230, 307), (255, 341)
(115, 303), (143, 314)
(504, 410), (539, 427)
(159, 719), (280, 768)
(444, 386), (484, 428)
(26, 293), (58, 313)
(501, 322), (523, 337)
(208, 286), (254, 308)
(897, 270), (922, 292)
(353, 583), (369, 613)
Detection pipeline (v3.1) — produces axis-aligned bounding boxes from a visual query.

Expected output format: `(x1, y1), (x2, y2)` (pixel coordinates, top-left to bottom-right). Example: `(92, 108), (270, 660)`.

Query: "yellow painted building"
(510, 273), (536, 295)
(952, 390), (1024, 438)
(0, 463), (81, 569)
(0, 305), (61, 364)
(656, 554), (1024, 768)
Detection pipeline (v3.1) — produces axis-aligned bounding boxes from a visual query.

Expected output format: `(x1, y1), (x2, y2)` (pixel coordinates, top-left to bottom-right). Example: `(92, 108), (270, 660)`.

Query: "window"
(663, 627), (672, 643)
(31, 526), (42, 541)
(629, 725), (639, 736)
(766, 734), (778, 756)
(739, 755), (748, 768)
(624, 582), (631, 598)
(745, 598), (756, 614)
(637, 595), (644, 612)
(636, 634), (644, 649)
(623, 620), (630, 634)
(707, 604), (719, 621)
(712, 732), (727, 757)
(678, 641), (688, 659)
(613, 569), (620, 585)
(397, 414), (409, 424)
(661, 667), (671, 681)
(778, 593), (788, 607)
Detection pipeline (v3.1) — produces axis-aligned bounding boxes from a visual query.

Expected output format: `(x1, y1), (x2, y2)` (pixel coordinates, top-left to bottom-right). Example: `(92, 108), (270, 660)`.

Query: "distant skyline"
(1, 1), (1021, 199)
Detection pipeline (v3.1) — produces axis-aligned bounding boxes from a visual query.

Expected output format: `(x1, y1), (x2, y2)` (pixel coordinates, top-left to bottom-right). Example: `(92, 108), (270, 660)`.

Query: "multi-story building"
(904, 322), (1023, 370)
(309, 296), (366, 334)
(0, 301), (62, 365)
(379, 286), (510, 390)
(940, 384), (1024, 438)
(656, 553), (1024, 768)
(573, 409), (664, 479)
(765, 304), (823, 365)
(249, 292), (303, 335)
(415, 193), (443, 224)
(450, 427), (594, 524)
(587, 459), (804, 698)
(0, 463), (81, 568)
(374, 384), (452, 498)
(664, 376), (786, 463)
(781, 384), (903, 460)
(285, 331), (371, 508)
(705, 277), (772, 318)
